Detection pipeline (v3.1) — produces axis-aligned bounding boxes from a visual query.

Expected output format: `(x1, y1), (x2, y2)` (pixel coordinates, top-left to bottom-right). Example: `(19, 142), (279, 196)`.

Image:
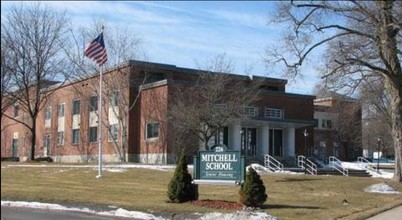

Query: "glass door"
(241, 127), (257, 156)
(269, 129), (283, 156)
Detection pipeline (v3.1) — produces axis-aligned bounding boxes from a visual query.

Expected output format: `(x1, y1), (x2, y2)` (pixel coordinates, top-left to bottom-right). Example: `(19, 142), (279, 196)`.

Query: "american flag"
(84, 32), (107, 66)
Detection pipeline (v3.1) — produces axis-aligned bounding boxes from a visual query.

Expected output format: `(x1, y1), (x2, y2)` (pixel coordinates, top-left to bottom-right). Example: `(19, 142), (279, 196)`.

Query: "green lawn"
(1, 162), (402, 220)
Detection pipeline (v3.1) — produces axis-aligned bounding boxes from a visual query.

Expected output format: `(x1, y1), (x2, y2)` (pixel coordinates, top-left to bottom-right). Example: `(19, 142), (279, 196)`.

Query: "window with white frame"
(240, 106), (257, 117)
(89, 126), (98, 142)
(146, 122), (159, 140)
(90, 96), (98, 111)
(72, 100), (80, 115)
(72, 129), (80, 144)
(14, 104), (19, 118)
(109, 91), (119, 107)
(57, 131), (64, 146)
(108, 124), (118, 142)
(58, 103), (65, 117)
(265, 108), (283, 119)
(45, 106), (52, 120)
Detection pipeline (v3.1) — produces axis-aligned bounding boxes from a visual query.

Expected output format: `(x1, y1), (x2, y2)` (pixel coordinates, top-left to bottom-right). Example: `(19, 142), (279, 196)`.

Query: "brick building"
(313, 95), (362, 162)
(1, 60), (315, 164)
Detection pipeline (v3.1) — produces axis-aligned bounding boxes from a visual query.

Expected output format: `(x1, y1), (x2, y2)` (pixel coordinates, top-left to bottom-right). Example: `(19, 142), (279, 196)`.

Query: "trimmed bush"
(167, 151), (198, 203)
(239, 167), (267, 208)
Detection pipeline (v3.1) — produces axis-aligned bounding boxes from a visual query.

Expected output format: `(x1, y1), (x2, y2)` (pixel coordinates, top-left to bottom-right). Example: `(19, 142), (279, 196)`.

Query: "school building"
(1, 60), (316, 164)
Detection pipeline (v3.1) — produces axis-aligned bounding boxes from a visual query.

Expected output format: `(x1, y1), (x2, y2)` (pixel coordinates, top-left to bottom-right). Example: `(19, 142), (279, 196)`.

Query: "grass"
(1, 162), (402, 220)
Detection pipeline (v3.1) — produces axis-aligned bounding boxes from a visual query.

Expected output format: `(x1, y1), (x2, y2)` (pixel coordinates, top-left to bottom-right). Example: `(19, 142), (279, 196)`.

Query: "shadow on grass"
(275, 178), (323, 182)
(264, 204), (322, 210)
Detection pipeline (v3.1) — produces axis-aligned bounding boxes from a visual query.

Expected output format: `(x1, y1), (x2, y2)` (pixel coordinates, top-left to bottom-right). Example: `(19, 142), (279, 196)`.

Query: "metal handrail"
(305, 158), (318, 175)
(357, 157), (379, 173)
(264, 154), (284, 172)
(297, 155), (317, 175)
(329, 156), (348, 176)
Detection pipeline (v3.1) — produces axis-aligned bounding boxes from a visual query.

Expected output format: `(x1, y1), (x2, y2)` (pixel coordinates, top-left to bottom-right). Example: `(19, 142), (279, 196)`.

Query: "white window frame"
(57, 131), (64, 146)
(14, 104), (19, 118)
(72, 129), (80, 144)
(265, 108), (283, 119)
(89, 126), (98, 143)
(108, 124), (118, 142)
(90, 96), (98, 112)
(109, 90), (119, 107)
(45, 106), (52, 120)
(240, 106), (257, 117)
(146, 122), (159, 140)
(58, 103), (65, 117)
(72, 100), (80, 115)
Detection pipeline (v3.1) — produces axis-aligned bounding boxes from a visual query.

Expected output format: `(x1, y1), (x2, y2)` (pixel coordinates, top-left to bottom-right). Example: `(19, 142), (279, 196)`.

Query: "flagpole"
(97, 64), (103, 178)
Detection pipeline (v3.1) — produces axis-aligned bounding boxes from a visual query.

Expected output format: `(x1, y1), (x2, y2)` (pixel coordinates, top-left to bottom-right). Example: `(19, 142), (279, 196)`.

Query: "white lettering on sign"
(201, 154), (238, 162)
(205, 162), (233, 170)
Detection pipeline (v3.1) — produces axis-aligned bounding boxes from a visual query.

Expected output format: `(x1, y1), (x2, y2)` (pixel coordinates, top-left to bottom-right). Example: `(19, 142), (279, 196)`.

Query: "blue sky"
(1, 1), (321, 95)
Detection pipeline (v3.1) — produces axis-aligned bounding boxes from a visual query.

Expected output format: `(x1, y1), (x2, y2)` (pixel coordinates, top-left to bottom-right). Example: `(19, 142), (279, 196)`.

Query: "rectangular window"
(108, 124), (118, 142)
(146, 122), (159, 140)
(90, 96), (98, 112)
(14, 105), (19, 117)
(109, 91), (119, 107)
(314, 119), (319, 128)
(45, 106), (52, 120)
(240, 107), (257, 117)
(327, 119), (332, 128)
(72, 129), (80, 144)
(58, 103), (65, 117)
(265, 108), (283, 119)
(57, 131), (64, 146)
(89, 127), (98, 142)
(72, 100), (80, 115)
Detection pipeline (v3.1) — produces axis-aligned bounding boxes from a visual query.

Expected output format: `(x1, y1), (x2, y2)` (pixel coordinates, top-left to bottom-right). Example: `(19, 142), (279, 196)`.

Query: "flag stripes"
(84, 32), (107, 66)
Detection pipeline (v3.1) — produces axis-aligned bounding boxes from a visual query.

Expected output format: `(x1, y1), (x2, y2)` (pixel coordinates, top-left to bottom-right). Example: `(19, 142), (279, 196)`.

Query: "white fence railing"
(357, 157), (379, 173)
(329, 156), (348, 176)
(264, 154), (284, 172)
(297, 155), (317, 175)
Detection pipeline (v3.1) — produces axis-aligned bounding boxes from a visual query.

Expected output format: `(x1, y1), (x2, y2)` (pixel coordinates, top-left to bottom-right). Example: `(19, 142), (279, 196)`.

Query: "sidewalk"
(366, 205), (402, 220)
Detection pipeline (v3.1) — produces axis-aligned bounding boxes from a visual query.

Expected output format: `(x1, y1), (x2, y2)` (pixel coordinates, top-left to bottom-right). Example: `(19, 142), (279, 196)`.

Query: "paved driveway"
(366, 205), (402, 220)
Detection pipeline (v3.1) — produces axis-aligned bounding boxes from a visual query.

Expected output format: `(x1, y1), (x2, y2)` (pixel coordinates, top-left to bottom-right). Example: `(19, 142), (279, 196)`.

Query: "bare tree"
(1, 2), (70, 160)
(314, 85), (362, 160)
(1, 36), (16, 133)
(65, 21), (145, 162)
(168, 54), (262, 158)
(360, 79), (394, 158)
(266, 1), (402, 182)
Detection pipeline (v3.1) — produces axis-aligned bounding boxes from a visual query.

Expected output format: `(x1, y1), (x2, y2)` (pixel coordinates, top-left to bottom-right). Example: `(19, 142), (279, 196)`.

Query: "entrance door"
(241, 127), (257, 156)
(44, 134), (51, 156)
(12, 139), (18, 157)
(269, 129), (283, 156)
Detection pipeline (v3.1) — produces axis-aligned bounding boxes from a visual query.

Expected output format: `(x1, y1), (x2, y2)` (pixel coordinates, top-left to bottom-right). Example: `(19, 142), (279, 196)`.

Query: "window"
(45, 106), (51, 120)
(90, 96), (98, 111)
(240, 107), (257, 117)
(57, 131), (64, 146)
(109, 91), (119, 107)
(314, 119), (319, 128)
(72, 129), (80, 144)
(72, 100), (80, 115)
(14, 105), (19, 117)
(89, 127), (98, 142)
(265, 108), (283, 119)
(58, 104), (64, 117)
(146, 122), (159, 140)
(327, 119), (332, 128)
(108, 124), (118, 142)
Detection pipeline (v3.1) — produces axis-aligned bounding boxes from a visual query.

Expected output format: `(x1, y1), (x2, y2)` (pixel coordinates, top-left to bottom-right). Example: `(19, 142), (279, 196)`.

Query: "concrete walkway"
(366, 205), (402, 220)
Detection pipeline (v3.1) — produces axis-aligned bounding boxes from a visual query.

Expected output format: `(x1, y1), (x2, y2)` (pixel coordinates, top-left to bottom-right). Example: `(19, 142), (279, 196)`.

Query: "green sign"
(193, 144), (245, 182)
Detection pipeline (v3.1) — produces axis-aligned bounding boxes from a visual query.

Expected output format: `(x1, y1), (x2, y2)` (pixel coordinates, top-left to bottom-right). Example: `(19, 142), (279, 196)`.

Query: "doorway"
(269, 129), (283, 156)
(241, 127), (257, 156)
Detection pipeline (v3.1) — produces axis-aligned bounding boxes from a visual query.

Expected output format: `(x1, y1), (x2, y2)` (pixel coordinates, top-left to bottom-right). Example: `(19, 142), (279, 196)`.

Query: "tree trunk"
(388, 80), (402, 182)
(30, 120), (36, 161)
